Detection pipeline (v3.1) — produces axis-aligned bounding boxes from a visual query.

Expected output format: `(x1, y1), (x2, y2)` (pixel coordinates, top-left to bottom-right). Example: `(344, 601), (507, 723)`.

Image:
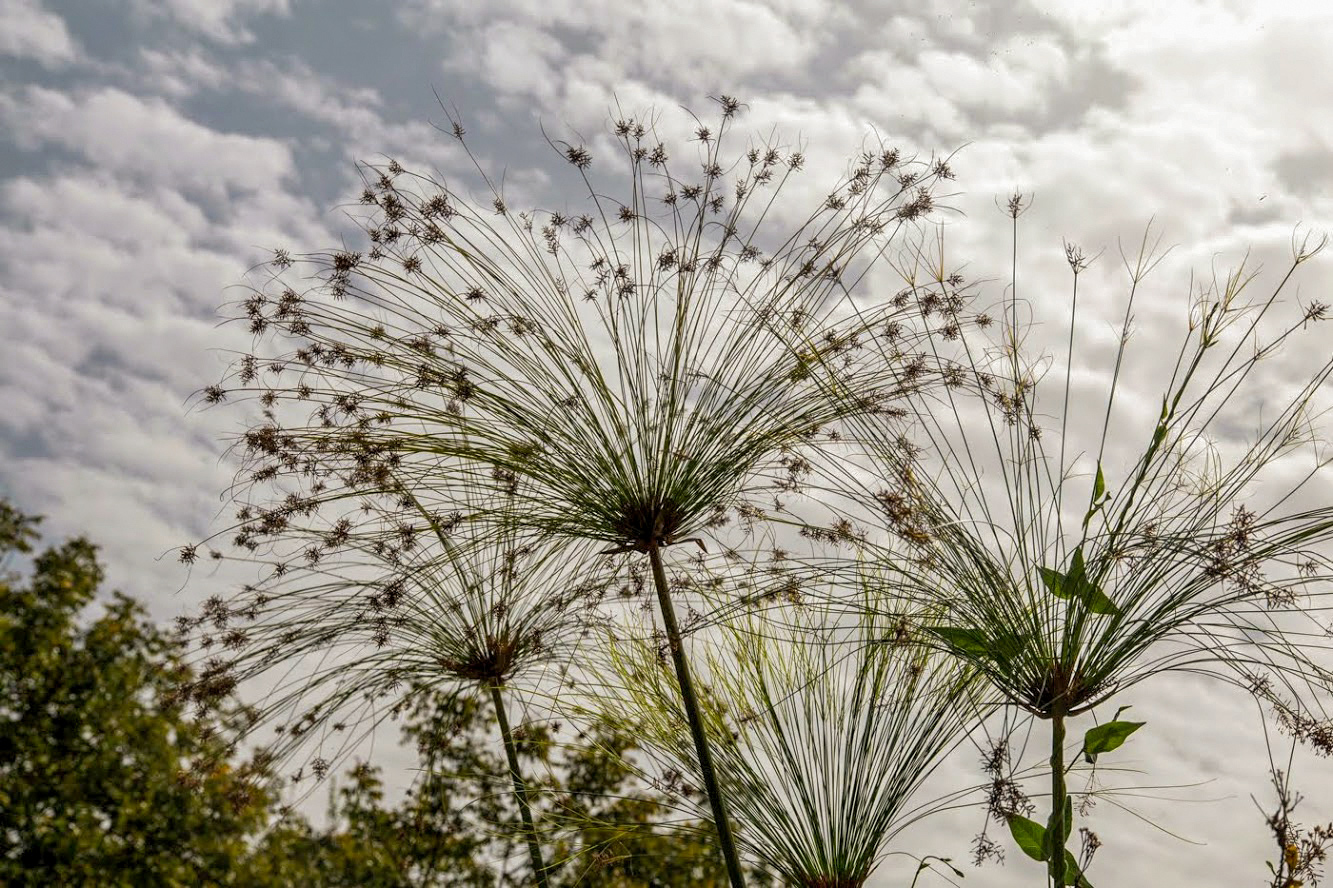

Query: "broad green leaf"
(927, 626), (990, 657)
(1082, 718), (1146, 764)
(1042, 816), (1059, 862)
(1062, 851), (1095, 887)
(1039, 566), (1069, 599)
(1040, 548), (1120, 615)
(1042, 795), (1074, 861)
(1068, 546), (1086, 583)
(1007, 814), (1048, 861)
(1083, 582), (1120, 616)
(1084, 465), (1111, 527)
(1067, 548), (1119, 615)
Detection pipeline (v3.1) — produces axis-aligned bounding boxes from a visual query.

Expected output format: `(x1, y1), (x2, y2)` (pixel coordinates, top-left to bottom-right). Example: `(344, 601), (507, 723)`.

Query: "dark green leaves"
(1006, 711), (1140, 885)
(1081, 586), (1119, 616)
(925, 625), (991, 657)
(1006, 814), (1096, 887)
(1083, 463), (1111, 529)
(1061, 852), (1094, 887)
(1039, 546), (1119, 615)
(1047, 793), (1074, 847)
(1038, 566), (1068, 598)
(1040, 794), (1076, 881)
(1009, 814), (1047, 861)
(1083, 709), (1146, 764)
(0, 500), (41, 555)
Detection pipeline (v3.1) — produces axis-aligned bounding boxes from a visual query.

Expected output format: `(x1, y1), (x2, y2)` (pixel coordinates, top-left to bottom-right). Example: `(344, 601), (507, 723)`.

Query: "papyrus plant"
(178, 485), (611, 886)
(199, 96), (963, 886)
(589, 584), (984, 888)
(832, 211), (1333, 885)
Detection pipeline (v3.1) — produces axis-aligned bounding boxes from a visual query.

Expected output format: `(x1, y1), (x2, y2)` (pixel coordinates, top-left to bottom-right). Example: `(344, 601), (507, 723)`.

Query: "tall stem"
(489, 683), (551, 888)
(646, 543), (747, 888)
(1048, 712), (1068, 887)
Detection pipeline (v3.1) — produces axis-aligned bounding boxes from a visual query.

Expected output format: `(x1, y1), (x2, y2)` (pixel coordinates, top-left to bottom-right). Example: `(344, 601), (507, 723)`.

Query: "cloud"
(124, 50), (467, 191)
(129, 0), (292, 45)
(2, 1), (1333, 883)
(135, 47), (231, 98)
(405, 0), (833, 102)
(0, 0), (78, 66)
(0, 84), (326, 625)
(0, 85), (296, 203)
(0, 165), (270, 568)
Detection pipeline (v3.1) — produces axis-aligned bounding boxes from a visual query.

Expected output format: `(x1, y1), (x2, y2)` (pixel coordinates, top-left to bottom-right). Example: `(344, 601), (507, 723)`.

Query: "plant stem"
(489, 682), (551, 888)
(1049, 712), (1068, 887)
(647, 542), (747, 888)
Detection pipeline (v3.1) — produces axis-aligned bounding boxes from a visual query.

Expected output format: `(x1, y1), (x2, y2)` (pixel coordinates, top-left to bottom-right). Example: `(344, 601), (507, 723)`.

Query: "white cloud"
(407, 0), (831, 97)
(224, 60), (465, 176)
(130, 0), (292, 45)
(121, 51), (467, 186)
(0, 86), (296, 201)
(3, 1), (1333, 882)
(135, 47), (231, 97)
(0, 85), (327, 626)
(0, 0), (77, 66)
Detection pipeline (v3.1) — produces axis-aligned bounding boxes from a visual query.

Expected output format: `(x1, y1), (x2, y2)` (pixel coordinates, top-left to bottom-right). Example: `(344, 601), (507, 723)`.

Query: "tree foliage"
(0, 502), (271, 885)
(1, 497), (758, 885)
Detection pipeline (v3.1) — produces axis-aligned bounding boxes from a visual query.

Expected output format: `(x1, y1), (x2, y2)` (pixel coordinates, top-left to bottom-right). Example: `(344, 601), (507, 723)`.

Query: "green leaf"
(1039, 566), (1069, 599)
(1083, 583), (1120, 616)
(1042, 818), (1060, 862)
(1040, 548), (1120, 615)
(1084, 465), (1111, 527)
(1063, 851), (1095, 887)
(1151, 402), (1170, 449)
(1042, 795), (1074, 862)
(1067, 548), (1119, 615)
(1007, 814), (1048, 861)
(927, 626), (990, 658)
(1068, 546), (1086, 583)
(1082, 718), (1146, 764)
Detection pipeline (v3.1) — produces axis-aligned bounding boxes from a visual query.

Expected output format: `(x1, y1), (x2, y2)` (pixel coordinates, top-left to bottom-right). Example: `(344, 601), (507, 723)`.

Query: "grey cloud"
(2, 1), (1332, 883)
(127, 0), (292, 45)
(0, 0), (78, 67)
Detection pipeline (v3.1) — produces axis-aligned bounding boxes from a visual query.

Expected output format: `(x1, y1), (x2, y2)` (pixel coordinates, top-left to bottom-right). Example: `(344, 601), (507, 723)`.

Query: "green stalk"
(489, 682), (551, 888)
(646, 543), (746, 888)
(1048, 712), (1068, 887)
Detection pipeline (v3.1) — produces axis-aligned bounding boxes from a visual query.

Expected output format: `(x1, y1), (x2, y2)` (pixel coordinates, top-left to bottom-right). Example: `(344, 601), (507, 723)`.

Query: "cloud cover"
(2, 0), (1331, 883)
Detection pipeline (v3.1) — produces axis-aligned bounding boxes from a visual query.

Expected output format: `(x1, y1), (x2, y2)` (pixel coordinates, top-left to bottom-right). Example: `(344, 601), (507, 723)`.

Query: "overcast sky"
(3, 1), (1332, 884)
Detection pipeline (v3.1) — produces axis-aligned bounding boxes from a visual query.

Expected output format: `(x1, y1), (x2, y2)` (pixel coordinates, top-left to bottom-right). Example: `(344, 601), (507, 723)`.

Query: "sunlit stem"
(489, 682), (551, 888)
(646, 542), (746, 888)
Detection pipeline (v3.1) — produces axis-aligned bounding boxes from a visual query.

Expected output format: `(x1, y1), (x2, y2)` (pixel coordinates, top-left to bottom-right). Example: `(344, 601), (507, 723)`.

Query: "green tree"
(0, 500), (273, 886)
(0, 497), (767, 884)
(240, 690), (771, 886)
(377, 691), (773, 886)
(550, 720), (772, 888)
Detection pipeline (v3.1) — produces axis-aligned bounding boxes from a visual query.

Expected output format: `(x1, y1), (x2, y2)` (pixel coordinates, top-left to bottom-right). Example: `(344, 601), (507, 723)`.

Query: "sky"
(2, 0), (1332, 884)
